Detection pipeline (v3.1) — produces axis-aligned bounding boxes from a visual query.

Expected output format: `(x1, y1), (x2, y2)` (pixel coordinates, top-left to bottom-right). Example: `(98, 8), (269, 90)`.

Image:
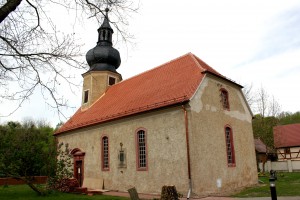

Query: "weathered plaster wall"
(57, 73), (258, 196)
(188, 74), (258, 195)
(57, 106), (189, 194)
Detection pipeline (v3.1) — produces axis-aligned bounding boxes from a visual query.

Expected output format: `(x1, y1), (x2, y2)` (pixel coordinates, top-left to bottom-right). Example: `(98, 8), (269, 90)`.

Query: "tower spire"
(85, 8), (121, 72)
(97, 8), (113, 46)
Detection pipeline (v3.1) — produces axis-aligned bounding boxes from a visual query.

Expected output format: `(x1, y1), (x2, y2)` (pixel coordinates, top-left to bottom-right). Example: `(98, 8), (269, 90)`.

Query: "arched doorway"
(71, 148), (85, 187)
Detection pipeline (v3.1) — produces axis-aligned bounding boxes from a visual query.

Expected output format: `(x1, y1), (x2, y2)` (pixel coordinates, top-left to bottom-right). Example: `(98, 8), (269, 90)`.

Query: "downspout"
(182, 104), (192, 199)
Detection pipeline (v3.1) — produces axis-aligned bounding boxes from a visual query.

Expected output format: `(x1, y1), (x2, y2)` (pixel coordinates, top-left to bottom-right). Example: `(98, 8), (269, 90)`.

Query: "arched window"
(136, 129), (147, 170)
(102, 136), (109, 171)
(220, 89), (230, 110)
(225, 126), (235, 166)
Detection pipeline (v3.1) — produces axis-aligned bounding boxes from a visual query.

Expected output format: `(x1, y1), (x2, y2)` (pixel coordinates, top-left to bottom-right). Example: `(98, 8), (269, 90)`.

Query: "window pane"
(225, 127), (235, 165)
(109, 77), (116, 86)
(84, 90), (89, 103)
(102, 137), (109, 169)
(137, 130), (147, 168)
(221, 90), (229, 109)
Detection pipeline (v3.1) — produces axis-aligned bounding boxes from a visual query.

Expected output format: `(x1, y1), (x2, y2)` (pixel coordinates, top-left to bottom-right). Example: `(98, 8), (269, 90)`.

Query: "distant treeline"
(253, 111), (300, 150)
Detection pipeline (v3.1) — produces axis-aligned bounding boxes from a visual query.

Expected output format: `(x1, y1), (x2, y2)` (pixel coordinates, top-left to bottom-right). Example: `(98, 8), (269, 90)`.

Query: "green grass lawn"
(0, 184), (130, 200)
(233, 172), (300, 197)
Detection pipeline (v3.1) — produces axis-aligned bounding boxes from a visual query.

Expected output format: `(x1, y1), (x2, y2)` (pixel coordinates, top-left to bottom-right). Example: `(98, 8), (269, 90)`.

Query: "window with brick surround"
(136, 129), (147, 170)
(102, 136), (109, 170)
(220, 89), (230, 110)
(225, 126), (235, 166)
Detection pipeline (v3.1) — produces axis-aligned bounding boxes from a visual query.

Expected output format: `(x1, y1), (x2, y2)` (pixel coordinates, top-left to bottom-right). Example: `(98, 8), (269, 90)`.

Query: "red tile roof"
(55, 53), (230, 135)
(274, 123), (300, 148)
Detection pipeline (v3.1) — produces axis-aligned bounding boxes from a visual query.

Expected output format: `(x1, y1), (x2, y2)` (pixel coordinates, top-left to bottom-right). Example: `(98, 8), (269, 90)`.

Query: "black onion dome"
(86, 45), (121, 72)
(86, 8), (121, 72)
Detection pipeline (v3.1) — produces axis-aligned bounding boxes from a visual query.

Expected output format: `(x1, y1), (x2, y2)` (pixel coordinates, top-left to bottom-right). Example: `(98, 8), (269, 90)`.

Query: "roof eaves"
(189, 73), (206, 101)
(54, 96), (190, 136)
(202, 71), (243, 88)
(275, 144), (300, 148)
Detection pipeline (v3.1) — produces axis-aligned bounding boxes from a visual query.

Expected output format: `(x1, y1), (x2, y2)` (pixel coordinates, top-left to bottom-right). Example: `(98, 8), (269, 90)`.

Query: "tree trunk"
(0, 0), (23, 23)
(26, 180), (46, 196)
(10, 175), (45, 196)
(161, 185), (179, 200)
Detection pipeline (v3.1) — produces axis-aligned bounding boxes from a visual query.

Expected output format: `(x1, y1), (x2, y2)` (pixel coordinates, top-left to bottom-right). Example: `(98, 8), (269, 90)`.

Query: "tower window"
(83, 90), (89, 104)
(108, 76), (116, 86)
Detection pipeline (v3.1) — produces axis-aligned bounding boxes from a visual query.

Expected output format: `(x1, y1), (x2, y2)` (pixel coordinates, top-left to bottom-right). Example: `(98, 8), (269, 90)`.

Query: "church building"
(55, 10), (258, 197)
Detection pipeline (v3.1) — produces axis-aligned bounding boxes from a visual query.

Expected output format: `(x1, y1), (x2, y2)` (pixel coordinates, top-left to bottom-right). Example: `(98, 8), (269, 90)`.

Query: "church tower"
(82, 8), (122, 110)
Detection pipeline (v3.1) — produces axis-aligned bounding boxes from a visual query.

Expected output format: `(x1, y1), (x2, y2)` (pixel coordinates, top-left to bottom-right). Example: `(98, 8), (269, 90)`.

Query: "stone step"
(87, 189), (110, 196)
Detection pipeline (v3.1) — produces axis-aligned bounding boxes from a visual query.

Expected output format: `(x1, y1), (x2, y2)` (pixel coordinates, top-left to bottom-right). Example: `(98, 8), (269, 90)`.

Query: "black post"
(269, 176), (277, 200)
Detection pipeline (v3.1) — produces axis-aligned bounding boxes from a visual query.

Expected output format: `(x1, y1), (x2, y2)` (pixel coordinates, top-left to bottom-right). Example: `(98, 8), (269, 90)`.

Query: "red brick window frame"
(220, 88), (230, 110)
(135, 128), (148, 171)
(101, 135), (110, 171)
(225, 126), (236, 167)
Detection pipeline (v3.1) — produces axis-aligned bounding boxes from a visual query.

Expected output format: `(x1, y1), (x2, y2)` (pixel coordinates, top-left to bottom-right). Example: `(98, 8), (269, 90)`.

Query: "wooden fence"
(0, 176), (47, 186)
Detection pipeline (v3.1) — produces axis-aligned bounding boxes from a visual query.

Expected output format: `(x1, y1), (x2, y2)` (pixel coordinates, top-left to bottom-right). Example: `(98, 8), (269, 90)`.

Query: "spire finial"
(104, 7), (110, 20)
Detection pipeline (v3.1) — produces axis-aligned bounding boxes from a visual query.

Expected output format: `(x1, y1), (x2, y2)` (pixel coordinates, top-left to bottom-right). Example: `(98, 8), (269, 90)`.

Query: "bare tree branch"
(242, 83), (254, 108)
(25, 0), (40, 30)
(0, 0), (23, 23)
(0, 0), (138, 120)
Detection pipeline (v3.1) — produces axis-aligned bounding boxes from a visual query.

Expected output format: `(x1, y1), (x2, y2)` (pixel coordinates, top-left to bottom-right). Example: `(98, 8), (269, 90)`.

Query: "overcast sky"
(1, 0), (300, 126)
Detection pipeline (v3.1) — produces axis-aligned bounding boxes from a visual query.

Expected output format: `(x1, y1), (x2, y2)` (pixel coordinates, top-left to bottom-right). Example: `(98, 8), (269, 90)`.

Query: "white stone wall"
(259, 160), (300, 172)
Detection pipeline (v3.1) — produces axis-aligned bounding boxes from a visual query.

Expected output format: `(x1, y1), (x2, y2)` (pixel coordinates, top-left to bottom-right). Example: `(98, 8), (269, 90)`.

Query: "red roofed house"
(274, 124), (300, 161)
(55, 11), (257, 197)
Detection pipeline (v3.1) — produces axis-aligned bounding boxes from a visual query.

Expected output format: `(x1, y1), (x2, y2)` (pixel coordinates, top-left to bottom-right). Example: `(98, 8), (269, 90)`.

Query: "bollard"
(269, 176), (277, 200)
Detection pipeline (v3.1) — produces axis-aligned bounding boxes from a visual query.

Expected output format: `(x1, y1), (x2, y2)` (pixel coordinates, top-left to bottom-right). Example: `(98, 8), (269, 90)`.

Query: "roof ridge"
(193, 54), (222, 75)
(188, 53), (206, 71)
(190, 54), (243, 88)
(119, 53), (193, 84)
(275, 123), (300, 128)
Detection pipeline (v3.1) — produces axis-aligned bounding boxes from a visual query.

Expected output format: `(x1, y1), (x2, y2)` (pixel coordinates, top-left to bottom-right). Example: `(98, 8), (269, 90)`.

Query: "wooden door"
(75, 160), (83, 187)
